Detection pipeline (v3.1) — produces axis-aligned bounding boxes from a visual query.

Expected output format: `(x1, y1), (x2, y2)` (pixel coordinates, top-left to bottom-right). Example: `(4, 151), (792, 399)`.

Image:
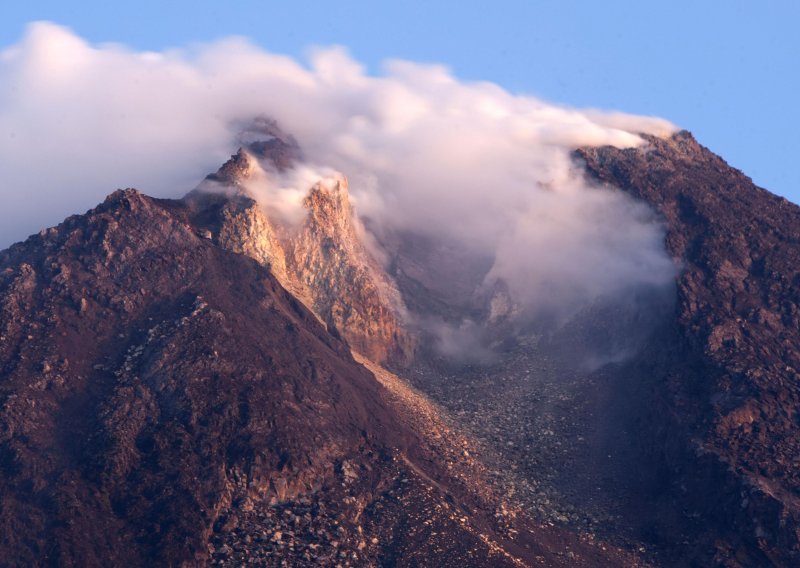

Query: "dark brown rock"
(578, 131), (800, 566)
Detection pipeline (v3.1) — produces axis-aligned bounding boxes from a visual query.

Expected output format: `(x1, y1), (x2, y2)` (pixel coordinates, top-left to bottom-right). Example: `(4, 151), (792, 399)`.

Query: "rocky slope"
(577, 131), (800, 566)
(0, 188), (640, 566)
(0, 188), (401, 565)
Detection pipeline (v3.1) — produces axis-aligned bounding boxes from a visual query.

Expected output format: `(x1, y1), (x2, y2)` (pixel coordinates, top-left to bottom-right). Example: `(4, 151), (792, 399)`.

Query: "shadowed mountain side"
(577, 131), (800, 566)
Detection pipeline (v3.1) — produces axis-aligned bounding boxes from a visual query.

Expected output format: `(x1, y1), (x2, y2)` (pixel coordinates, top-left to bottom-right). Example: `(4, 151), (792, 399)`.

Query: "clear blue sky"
(3, 0), (798, 202)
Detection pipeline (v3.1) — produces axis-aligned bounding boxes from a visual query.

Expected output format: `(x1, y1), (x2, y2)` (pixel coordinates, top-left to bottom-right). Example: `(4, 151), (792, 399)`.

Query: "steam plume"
(0, 22), (677, 323)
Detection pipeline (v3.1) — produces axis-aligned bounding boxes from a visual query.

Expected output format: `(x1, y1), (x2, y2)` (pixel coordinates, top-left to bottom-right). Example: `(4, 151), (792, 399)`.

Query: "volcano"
(1, 127), (798, 567)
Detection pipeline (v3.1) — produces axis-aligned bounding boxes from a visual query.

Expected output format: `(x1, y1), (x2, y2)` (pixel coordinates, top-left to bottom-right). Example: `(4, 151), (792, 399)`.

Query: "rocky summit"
(0, 126), (799, 567)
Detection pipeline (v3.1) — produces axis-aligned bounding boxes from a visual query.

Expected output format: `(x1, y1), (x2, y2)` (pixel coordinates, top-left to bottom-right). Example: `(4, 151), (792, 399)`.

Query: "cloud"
(0, 22), (677, 326)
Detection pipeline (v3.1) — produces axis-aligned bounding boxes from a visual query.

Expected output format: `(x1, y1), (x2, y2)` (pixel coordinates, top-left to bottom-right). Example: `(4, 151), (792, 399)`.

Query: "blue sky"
(3, 0), (798, 202)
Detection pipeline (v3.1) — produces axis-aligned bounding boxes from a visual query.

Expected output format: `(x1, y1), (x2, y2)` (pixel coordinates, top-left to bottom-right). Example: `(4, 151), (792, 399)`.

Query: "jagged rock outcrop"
(284, 178), (415, 365)
(190, 125), (415, 366)
(188, 190), (292, 291)
(578, 131), (800, 566)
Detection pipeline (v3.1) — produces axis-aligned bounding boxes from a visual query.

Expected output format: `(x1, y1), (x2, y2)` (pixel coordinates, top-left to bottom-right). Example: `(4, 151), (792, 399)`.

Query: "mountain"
(0, 188), (406, 565)
(1, 125), (798, 567)
(0, 188), (636, 566)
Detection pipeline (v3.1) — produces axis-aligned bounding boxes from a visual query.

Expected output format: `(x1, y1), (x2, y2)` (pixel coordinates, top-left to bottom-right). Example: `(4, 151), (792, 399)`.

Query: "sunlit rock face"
(284, 177), (415, 365)
(215, 190), (291, 285)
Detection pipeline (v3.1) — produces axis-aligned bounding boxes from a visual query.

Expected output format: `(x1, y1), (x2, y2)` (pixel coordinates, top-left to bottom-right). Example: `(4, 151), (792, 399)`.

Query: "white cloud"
(0, 21), (677, 323)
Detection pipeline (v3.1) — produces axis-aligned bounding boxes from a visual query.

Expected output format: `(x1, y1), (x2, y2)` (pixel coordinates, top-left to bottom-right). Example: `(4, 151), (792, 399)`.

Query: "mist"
(0, 22), (677, 327)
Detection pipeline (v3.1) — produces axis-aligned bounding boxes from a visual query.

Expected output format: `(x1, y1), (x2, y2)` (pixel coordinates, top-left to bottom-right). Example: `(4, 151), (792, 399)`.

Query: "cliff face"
(284, 179), (414, 365)
(578, 131), (800, 566)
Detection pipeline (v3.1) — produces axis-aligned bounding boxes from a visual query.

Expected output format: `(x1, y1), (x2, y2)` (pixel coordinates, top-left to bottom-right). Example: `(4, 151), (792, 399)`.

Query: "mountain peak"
(236, 117), (302, 172)
(101, 187), (150, 210)
(304, 175), (353, 236)
(204, 119), (302, 188)
(188, 138), (414, 365)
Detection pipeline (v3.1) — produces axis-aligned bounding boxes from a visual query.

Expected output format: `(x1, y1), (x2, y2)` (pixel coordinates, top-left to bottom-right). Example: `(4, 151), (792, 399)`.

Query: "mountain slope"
(0, 189), (408, 565)
(578, 131), (800, 566)
(0, 188), (636, 566)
